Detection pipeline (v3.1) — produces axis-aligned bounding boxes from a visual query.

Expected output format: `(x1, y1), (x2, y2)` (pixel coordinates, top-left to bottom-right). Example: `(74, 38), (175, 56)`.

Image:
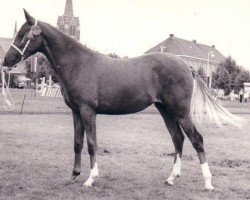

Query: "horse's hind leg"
(177, 115), (214, 190)
(154, 103), (185, 186)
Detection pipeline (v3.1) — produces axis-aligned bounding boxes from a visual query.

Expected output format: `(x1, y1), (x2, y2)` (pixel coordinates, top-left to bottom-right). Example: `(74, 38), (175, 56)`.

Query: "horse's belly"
(97, 94), (153, 115)
(96, 71), (157, 115)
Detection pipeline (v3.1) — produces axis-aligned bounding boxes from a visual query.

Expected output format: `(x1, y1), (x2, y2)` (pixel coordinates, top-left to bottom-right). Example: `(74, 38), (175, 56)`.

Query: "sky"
(0, 0), (250, 70)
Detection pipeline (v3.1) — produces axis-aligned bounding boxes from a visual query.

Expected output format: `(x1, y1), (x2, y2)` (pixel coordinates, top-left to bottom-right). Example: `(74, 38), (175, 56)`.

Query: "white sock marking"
(201, 162), (214, 190)
(84, 162), (99, 187)
(166, 154), (181, 185)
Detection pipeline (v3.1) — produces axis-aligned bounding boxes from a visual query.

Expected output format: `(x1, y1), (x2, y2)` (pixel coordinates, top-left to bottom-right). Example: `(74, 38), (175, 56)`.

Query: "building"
(0, 23), (27, 88)
(145, 34), (225, 87)
(244, 82), (250, 93)
(0, 37), (12, 61)
(57, 0), (80, 41)
(0, 21), (17, 59)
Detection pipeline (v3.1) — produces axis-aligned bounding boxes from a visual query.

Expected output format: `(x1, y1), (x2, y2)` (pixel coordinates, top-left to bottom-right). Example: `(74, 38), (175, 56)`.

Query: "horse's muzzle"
(2, 56), (18, 69)
(0, 62), (12, 72)
(2, 57), (8, 67)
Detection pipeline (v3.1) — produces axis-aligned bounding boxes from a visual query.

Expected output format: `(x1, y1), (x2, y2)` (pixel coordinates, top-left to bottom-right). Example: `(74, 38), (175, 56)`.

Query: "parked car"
(13, 75), (31, 89)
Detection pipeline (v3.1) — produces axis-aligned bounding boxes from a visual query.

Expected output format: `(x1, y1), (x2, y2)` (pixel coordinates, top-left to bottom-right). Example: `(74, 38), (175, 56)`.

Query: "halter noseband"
(11, 20), (39, 61)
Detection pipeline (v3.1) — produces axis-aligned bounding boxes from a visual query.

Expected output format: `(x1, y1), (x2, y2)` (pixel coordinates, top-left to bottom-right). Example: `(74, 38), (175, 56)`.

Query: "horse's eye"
(21, 35), (27, 44)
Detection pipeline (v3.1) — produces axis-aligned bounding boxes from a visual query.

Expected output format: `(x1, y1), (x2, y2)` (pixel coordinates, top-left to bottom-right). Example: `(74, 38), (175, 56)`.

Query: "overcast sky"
(0, 0), (250, 70)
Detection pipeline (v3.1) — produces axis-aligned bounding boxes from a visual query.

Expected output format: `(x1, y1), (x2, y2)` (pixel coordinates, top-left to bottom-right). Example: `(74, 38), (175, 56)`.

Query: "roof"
(9, 61), (27, 74)
(0, 37), (26, 74)
(0, 37), (12, 52)
(146, 34), (225, 63)
(0, 45), (5, 59)
(0, 37), (12, 60)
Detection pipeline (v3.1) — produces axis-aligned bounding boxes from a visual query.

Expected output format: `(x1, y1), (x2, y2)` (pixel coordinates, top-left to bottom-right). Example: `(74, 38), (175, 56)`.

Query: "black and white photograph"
(0, 0), (249, 199)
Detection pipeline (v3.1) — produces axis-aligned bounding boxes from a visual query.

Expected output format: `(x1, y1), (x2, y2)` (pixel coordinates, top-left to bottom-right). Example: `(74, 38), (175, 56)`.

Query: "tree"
(107, 53), (121, 59)
(197, 67), (206, 82)
(212, 56), (250, 94)
(223, 56), (240, 90)
(25, 54), (59, 83)
(212, 66), (231, 94)
(234, 70), (250, 92)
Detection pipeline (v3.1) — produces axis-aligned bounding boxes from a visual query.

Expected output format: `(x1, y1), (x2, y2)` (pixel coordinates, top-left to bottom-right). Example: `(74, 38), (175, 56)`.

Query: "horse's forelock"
(14, 22), (31, 42)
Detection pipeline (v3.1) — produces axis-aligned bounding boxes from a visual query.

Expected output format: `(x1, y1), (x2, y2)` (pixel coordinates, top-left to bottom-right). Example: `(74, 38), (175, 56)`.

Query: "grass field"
(0, 89), (249, 200)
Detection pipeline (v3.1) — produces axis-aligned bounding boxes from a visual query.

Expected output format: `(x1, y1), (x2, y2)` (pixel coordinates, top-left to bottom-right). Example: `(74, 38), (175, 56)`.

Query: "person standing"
(243, 91), (249, 106)
(239, 89), (243, 103)
(230, 90), (235, 101)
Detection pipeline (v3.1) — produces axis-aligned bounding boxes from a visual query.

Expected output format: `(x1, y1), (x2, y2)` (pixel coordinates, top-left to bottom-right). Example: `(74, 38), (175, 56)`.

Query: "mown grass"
(0, 89), (249, 200)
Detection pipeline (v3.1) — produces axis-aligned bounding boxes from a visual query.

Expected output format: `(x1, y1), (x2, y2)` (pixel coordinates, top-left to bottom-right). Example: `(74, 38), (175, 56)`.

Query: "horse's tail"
(190, 70), (243, 128)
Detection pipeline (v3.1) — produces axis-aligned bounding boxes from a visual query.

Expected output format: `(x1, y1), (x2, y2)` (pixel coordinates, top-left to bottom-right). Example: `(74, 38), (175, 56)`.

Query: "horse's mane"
(40, 21), (99, 55)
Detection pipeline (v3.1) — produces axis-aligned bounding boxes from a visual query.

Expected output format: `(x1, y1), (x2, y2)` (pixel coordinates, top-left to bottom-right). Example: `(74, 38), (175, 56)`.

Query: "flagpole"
(31, 56), (38, 97)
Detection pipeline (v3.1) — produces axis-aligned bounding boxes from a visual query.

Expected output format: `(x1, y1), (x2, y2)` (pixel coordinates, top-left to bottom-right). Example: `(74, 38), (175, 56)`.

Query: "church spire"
(13, 21), (17, 39)
(64, 0), (74, 16)
(57, 0), (80, 41)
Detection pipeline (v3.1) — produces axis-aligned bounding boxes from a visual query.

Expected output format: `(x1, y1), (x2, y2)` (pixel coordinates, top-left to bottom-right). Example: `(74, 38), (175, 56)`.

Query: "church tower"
(13, 21), (17, 39)
(57, 0), (80, 41)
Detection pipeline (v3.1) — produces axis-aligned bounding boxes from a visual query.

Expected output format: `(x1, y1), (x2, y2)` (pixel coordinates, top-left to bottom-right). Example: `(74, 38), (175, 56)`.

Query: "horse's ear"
(23, 9), (35, 25)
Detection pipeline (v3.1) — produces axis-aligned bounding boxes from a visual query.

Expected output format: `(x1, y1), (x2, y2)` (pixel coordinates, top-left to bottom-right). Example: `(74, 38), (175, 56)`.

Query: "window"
(190, 60), (194, 67)
(195, 61), (198, 68)
(59, 25), (64, 32)
(160, 46), (166, 52)
(70, 26), (76, 36)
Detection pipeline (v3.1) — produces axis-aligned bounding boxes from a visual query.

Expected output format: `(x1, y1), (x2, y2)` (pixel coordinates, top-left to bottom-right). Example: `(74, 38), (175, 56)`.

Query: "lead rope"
(1, 20), (39, 111)
(1, 68), (15, 111)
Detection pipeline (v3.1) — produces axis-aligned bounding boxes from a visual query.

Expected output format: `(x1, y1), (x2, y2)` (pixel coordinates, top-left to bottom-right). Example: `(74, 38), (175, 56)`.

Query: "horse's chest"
(62, 81), (99, 109)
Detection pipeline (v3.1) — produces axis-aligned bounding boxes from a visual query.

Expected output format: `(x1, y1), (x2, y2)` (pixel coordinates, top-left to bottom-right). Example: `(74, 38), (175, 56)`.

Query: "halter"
(10, 20), (40, 61)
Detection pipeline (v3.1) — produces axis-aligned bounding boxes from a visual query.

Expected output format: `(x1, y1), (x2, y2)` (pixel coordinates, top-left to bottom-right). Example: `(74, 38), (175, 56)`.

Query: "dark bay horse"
(3, 10), (241, 190)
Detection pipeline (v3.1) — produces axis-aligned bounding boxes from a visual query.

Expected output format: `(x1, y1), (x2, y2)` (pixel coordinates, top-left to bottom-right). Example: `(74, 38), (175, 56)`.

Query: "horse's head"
(3, 9), (43, 68)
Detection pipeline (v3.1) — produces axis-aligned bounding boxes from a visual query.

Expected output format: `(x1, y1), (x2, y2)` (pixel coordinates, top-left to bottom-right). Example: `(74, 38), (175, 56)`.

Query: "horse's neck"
(41, 23), (93, 76)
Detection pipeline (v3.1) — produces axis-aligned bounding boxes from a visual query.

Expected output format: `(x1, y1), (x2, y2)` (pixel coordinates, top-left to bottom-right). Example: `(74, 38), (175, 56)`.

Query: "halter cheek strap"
(11, 40), (31, 58)
(11, 20), (38, 61)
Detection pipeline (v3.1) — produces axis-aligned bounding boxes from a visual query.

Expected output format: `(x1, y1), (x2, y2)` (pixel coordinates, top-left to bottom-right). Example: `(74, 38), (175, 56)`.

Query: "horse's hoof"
(83, 181), (93, 188)
(72, 171), (80, 177)
(164, 180), (174, 186)
(205, 185), (215, 191)
(69, 171), (80, 181)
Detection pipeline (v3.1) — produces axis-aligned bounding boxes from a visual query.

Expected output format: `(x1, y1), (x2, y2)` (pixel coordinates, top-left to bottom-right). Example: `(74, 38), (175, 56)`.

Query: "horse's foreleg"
(71, 111), (85, 180)
(178, 116), (214, 190)
(79, 106), (98, 187)
(155, 103), (184, 186)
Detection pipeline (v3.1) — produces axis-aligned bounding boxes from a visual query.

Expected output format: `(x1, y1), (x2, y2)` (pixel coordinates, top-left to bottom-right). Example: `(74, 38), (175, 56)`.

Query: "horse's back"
(96, 52), (191, 81)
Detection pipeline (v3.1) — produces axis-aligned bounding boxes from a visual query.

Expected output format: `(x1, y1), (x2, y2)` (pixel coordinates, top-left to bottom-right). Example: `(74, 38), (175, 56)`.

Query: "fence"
(40, 85), (62, 98)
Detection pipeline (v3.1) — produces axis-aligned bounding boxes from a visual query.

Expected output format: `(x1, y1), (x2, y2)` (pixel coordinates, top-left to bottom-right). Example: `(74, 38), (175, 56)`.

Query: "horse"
(2, 9), (241, 190)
